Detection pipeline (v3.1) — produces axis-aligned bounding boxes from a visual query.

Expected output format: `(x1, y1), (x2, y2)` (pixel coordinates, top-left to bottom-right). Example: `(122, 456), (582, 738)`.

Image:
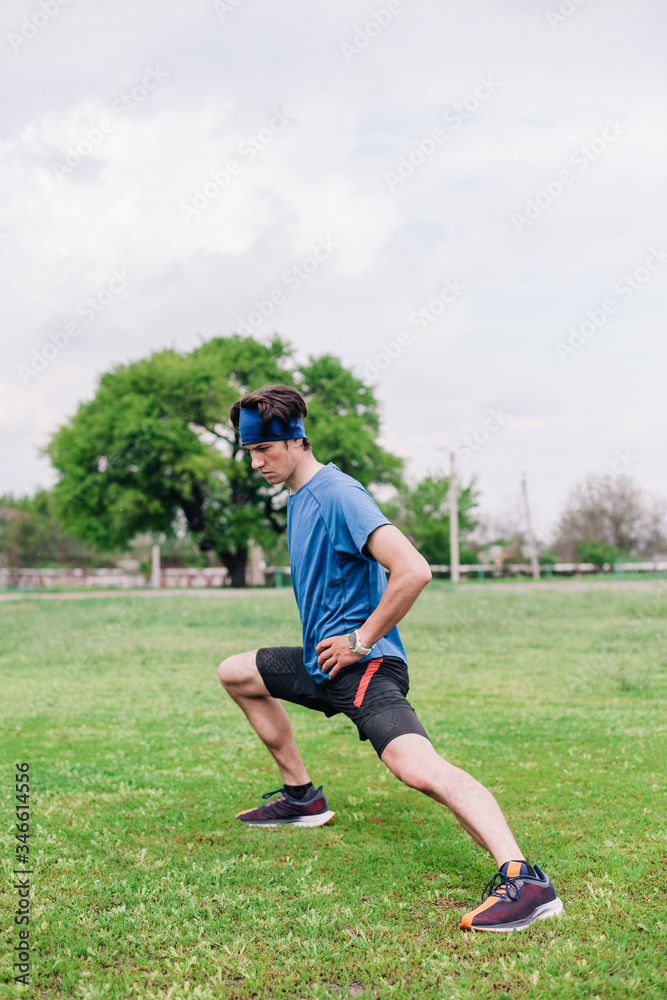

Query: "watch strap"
(350, 629), (373, 655)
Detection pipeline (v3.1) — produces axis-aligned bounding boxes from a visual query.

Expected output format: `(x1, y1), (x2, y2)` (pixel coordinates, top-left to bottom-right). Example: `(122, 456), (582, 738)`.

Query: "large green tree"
(46, 335), (403, 586)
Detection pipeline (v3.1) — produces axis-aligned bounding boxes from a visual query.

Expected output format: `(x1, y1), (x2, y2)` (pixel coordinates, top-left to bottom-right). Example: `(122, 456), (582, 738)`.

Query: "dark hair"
(229, 384), (312, 451)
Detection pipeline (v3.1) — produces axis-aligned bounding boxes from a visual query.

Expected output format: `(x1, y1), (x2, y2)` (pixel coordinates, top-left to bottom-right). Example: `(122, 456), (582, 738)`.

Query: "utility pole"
(150, 543), (161, 588)
(449, 451), (460, 584)
(521, 473), (540, 581)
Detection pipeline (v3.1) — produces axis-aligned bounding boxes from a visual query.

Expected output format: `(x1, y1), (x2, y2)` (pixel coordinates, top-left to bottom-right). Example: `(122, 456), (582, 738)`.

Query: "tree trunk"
(220, 547), (248, 588)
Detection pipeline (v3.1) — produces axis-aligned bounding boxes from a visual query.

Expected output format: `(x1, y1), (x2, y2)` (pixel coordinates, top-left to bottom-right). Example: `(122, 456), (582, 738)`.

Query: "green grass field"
(1, 583), (666, 999)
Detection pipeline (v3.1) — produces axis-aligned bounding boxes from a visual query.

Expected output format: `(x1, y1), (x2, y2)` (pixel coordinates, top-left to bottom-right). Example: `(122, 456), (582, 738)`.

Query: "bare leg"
(217, 650), (310, 786)
(381, 733), (524, 868)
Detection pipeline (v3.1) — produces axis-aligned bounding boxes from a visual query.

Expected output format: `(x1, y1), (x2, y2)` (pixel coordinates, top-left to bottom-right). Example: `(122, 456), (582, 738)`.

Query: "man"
(217, 384), (563, 932)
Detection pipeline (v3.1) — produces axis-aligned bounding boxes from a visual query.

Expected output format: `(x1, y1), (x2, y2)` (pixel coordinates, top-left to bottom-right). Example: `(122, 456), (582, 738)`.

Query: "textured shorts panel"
(256, 646), (430, 756)
(257, 646), (337, 716)
(257, 646), (304, 676)
(360, 705), (431, 757)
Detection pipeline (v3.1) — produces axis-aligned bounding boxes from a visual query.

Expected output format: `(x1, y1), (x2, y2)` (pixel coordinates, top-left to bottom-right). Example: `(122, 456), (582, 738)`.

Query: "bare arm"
(316, 524), (432, 679)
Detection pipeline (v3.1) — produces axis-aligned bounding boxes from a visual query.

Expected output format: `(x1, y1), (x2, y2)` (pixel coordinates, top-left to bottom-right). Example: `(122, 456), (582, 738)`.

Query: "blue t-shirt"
(287, 463), (407, 682)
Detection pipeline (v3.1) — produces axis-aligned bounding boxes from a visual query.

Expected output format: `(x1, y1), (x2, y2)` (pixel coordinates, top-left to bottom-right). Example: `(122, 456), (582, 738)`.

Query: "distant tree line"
(2, 335), (665, 581)
(478, 474), (667, 568)
(0, 491), (114, 569)
(550, 474), (667, 565)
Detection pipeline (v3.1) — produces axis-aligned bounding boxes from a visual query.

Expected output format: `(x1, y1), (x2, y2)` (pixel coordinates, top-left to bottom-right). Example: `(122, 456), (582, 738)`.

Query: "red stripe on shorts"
(353, 658), (383, 708)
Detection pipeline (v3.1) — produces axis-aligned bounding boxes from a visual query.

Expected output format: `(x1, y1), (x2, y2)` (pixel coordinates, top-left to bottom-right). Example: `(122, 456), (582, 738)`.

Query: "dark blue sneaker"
(236, 785), (335, 827)
(461, 860), (563, 932)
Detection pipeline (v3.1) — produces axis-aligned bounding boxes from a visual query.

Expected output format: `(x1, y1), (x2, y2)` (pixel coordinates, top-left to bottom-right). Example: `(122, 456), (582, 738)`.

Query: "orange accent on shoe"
(506, 861), (525, 878)
(460, 895), (499, 929)
(236, 797), (285, 818)
(353, 658), (383, 708)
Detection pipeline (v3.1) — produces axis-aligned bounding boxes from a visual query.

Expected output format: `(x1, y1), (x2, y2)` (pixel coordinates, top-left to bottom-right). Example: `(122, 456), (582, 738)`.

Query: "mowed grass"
(1, 583), (666, 1000)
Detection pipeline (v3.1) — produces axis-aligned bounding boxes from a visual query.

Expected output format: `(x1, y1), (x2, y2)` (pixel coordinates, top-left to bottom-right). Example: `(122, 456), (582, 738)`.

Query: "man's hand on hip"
(316, 635), (365, 680)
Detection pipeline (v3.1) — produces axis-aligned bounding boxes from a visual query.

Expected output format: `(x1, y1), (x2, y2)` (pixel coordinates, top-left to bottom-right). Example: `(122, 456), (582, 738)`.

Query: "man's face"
(244, 439), (301, 485)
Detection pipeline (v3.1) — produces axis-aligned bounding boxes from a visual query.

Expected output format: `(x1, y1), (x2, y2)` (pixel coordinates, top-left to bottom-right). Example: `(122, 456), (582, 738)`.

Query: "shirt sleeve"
(331, 482), (392, 558)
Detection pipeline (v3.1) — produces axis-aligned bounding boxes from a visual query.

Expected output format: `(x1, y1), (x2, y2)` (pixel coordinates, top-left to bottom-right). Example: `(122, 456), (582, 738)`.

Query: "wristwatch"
(348, 629), (373, 656)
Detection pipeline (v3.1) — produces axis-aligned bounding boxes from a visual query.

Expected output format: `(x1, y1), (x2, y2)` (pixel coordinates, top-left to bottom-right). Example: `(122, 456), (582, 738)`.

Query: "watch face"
(348, 632), (356, 649)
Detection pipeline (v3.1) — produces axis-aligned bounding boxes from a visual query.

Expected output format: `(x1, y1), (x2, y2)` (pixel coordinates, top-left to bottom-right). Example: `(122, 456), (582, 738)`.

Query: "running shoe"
(460, 860), (563, 932)
(236, 785), (335, 827)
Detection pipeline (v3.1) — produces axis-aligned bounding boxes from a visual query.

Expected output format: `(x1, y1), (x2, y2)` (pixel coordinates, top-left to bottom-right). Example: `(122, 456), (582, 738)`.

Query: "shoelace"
(482, 871), (522, 903)
(261, 788), (286, 802)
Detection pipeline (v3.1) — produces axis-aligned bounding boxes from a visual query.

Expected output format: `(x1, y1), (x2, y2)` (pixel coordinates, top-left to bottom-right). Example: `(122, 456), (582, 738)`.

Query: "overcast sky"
(2, 0), (665, 536)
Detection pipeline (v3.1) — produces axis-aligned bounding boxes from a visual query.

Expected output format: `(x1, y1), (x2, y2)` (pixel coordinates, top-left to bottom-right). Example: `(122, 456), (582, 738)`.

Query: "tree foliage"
(0, 491), (109, 568)
(554, 474), (667, 561)
(298, 355), (402, 489)
(46, 335), (403, 585)
(384, 474), (480, 565)
(575, 540), (620, 567)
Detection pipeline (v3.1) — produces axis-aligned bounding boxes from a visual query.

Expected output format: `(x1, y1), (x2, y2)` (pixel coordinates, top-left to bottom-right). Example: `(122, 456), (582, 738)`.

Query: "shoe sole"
(466, 897), (564, 932)
(239, 809), (336, 828)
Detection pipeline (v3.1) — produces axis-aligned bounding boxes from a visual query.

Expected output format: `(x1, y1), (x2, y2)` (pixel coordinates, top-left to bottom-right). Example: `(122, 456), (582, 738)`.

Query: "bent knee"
(217, 649), (259, 691)
(394, 767), (436, 795)
(382, 735), (445, 794)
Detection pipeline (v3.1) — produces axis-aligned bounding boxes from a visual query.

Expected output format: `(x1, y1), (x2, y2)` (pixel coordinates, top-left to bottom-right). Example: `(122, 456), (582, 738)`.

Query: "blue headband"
(239, 407), (306, 445)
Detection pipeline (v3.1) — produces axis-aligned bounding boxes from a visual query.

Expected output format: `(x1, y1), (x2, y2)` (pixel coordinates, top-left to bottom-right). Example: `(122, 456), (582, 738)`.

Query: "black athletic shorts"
(256, 647), (430, 758)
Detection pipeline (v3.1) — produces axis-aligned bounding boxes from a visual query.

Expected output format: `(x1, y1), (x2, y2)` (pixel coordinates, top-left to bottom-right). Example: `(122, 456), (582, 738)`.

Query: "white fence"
(428, 561), (667, 577)
(0, 567), (146, 590)
(159, 568), (229, 588)
(0, 566), (228, 590)
(2, 560), (666, 591)
(267, 560), (667, 582)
